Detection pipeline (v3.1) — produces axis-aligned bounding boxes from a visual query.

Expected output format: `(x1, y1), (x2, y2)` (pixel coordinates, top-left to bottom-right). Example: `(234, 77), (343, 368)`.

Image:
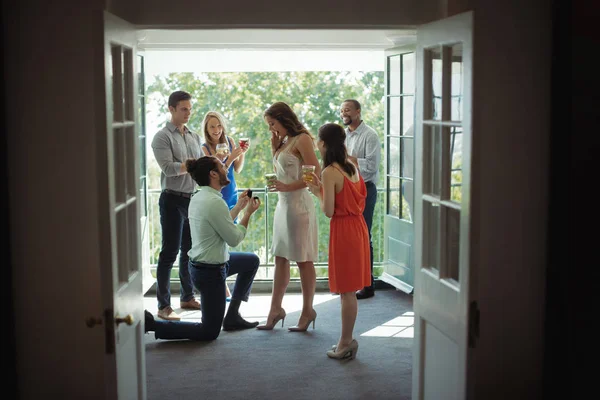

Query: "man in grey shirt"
(340, 99), (381, 299)
(151, 90), (203, 320)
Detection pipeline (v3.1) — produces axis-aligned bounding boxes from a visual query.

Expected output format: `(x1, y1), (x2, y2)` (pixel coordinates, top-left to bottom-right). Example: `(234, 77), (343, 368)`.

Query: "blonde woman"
(200, 111), (249, 300)
(200, 111), (249, 211)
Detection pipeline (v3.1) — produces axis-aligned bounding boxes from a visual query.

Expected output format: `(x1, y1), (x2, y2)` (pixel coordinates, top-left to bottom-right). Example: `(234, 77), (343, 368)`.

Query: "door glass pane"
(401, 137), (414, 179)
(110, 45), (123, 122)
(389, 96), (400, 136)
(389, 55), (401, 95)
(450, 126), (463, 203)
(402, 52), (415, 94)
(137, 55), (144, 95)
(123, 48), (134, 121)
(114, 127), (125, 203)
(402, 96), (414, 136)
(424, 125), (442, 196)
(389, 136), (400, 176)
(451, 43), (464, 122)
(116, 208), (129, 284)
(423, 201), (440, 270)
(388, 177), (401, 218)
(127, 203), (140, 275)
(427, 47), (443, 120)
(445, 206), (460, 281)
(402, 180), (413, 222)
(140, 176), (147, 221)
(125, 125), (136, 198)
(137, 54), (147, 218)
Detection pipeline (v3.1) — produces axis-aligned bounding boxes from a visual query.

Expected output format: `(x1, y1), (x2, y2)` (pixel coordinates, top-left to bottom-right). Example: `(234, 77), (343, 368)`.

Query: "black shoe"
(222, 313), (259, 331)
(356, 288), (375, 300)
(144, 310), (155, 333)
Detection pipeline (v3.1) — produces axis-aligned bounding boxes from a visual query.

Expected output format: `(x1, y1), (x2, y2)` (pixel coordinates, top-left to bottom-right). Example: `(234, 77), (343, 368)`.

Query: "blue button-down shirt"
(345, 121), (381, 184)
(151, 121), (203, 193)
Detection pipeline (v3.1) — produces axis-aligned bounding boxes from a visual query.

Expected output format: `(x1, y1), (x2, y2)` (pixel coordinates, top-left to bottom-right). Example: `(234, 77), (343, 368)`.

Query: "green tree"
(146, 71), (385, 278)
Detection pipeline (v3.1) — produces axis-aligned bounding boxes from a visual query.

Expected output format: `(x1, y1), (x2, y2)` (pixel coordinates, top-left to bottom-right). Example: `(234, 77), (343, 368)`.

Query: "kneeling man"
(145, 156), (261, 340)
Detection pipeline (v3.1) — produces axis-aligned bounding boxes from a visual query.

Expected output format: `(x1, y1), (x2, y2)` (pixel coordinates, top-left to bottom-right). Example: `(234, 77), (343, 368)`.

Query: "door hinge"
(468, 300), (480, 348)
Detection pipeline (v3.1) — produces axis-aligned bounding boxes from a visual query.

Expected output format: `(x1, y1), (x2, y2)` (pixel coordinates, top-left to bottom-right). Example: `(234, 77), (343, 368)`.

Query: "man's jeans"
(153, 252), (260, 341)
(363, 181), (377, 289)
(156, 191), (194, 310)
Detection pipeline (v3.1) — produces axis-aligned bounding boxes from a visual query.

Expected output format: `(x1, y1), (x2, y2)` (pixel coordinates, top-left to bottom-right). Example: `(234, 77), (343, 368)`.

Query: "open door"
(101, 11), (146, 399)
(412, 11), (474, 400)
(381, 44), (416, 294)
(136, 50), (155, 295)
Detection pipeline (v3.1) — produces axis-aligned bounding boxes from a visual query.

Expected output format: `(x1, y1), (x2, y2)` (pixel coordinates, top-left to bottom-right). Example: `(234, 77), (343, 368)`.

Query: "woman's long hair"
(201, 111), (228, 145)
(263, 102), (313, 139)
(318, 123), (356, 177)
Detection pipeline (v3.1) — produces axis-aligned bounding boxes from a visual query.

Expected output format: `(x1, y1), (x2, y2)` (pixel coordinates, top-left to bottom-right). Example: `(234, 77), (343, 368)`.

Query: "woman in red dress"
(307, 123), (370, 360)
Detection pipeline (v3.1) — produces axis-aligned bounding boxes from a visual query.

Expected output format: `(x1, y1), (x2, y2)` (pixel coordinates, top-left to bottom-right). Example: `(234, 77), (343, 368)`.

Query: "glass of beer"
(265, 173), (277, 186)
(216, 143), (229, 157)
(302, 165), (316, 183)
(239, 137), (250, 149)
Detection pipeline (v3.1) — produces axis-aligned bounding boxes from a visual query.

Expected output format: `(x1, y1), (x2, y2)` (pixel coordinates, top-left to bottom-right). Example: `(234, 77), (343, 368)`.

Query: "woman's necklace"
(277, 136), (288, 151)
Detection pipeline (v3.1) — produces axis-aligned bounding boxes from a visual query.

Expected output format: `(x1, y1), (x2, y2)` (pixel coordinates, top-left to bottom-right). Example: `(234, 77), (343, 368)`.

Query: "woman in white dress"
(257, 102), (322, 331)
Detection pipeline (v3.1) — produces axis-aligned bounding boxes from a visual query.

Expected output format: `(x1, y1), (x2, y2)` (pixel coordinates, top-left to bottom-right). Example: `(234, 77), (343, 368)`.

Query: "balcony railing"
(145, 187), (385, 279)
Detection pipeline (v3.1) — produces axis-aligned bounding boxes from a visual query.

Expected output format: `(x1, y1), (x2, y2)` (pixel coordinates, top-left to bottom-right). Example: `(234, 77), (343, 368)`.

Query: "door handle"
(115, 314), (134, 326)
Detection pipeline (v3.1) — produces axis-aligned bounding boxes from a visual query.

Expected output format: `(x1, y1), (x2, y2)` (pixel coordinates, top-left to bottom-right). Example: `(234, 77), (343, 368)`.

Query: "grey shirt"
(345, 121), (381, 185)
(151, 121), (203, 193)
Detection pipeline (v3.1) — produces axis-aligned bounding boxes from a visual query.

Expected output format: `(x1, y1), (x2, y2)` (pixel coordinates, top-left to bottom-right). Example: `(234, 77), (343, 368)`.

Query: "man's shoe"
(157, 306), (181, 321)
(144, 310), (155, 333)
(356, 288), (375, 300)
(180, 298), (201, 310)
(223, 313), (259, 331)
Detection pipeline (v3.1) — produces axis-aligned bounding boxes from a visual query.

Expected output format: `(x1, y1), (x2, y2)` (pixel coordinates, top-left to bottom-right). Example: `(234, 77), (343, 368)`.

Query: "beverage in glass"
(265, 173), (277, 186)
(239, 137), (249, 149)
(302, 165), (315, 183)
(216, 143), (229, 156)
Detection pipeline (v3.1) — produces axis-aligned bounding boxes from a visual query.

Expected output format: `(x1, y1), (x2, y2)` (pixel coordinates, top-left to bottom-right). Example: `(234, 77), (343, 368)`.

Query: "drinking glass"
(216, 143), (229, 157)
(239, 137), (250, 149)
(302, 165), (316, 183)
(265, 173), (277, 186)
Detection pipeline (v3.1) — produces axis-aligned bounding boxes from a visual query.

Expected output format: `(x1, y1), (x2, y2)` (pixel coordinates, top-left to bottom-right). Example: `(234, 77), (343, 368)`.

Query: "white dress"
(271, 137), (318, 262)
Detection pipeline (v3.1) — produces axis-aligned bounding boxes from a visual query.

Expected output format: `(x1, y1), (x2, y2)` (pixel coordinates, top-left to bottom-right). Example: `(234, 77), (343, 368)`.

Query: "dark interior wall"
(1, 1), (17, 398)
(544, 0), (597, 398)
(470, 1), (551, 397)
(110, 0), (438, 28)
(1, 0), (591, 398)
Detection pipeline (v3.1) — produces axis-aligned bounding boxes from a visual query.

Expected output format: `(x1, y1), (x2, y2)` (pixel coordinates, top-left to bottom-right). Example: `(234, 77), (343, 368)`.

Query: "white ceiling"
(137, 29), (417, 50)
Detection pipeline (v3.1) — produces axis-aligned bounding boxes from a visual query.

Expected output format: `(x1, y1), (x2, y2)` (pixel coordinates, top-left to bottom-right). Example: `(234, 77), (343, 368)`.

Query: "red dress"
(327, 166), (371, 293)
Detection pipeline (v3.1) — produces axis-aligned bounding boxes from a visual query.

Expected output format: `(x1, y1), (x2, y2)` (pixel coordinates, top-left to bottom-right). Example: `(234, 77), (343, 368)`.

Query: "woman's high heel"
(256, 309), (286, 330)
(326, 339), (359, 360)
(288, 309), (317, 332)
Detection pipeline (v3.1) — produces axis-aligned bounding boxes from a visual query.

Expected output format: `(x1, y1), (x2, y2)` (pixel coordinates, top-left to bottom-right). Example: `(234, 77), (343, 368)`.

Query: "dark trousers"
(156, 191), (194, 310)
(153, 252), (260, 341)
(363, 181), (377, 289)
